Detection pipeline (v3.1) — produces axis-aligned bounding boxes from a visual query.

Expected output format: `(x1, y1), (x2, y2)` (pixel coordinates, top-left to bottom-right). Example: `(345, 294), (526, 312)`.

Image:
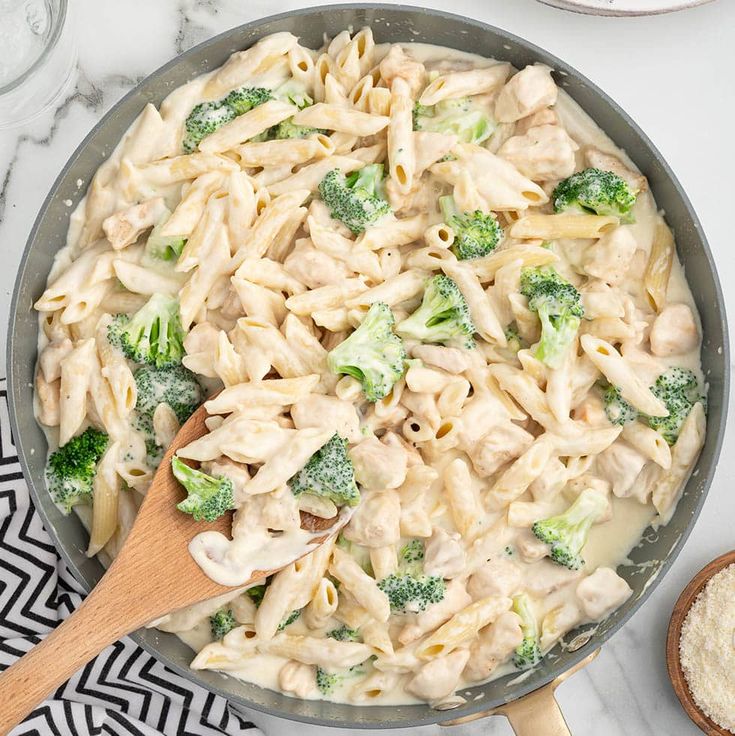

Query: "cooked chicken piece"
(468, 557), (522, 600)
(411, 344), (471, 374)
(464, 611), (523, 681)
(342, 490), (401, 548)
(379, 46), (426, 96)
(291, 395), (362, 443)
(649, 303), (700, 357)
(498, 125), (578, 181)
(585, 147), (647, 192)
(349, 436), (408, 490)
(596, 441), (648, 498)
(514, 107), (558, 135)
(284, 241), (352, 289)
(525, 559), (582, 596)
(576, 567), (632, 620)
(582, 226), (638, 285)
(468, 421), (535, 478)
(424, 528), (466, 579)
(406, 649), (470, 701)
(495, 64), (558, 123)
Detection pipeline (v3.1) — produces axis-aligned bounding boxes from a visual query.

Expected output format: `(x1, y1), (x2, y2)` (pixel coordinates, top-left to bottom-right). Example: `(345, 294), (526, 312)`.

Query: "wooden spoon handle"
(0, 577), (133, 735)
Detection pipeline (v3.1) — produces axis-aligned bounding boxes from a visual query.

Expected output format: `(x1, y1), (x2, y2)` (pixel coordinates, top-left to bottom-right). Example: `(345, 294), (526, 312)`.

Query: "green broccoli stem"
(512, 594), (541, 669)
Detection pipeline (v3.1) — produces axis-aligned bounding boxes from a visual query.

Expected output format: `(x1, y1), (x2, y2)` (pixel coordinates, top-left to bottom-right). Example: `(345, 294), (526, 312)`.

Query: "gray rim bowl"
(6, 4), (729, 729)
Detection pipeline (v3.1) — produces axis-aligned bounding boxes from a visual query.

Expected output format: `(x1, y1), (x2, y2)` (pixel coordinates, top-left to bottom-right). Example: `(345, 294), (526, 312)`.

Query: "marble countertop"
(1, 1), (733, 734)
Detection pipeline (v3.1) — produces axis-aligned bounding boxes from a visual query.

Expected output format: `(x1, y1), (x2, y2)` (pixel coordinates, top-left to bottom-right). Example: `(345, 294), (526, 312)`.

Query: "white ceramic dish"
(538, 0), (715, 16)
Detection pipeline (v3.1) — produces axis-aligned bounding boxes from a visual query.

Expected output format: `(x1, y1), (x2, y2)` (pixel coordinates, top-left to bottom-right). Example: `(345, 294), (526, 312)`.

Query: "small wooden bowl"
(667, 550), (735, 735)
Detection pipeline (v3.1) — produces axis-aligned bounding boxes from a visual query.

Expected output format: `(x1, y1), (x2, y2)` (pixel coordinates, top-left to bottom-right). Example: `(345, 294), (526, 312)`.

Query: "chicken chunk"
(465, 611), (523, 681)
(529, 457), (568, 502)
(406, 649), (470, 702)
(342, 490), (401, 548)
(424, 528), (466, 579)
(498, 125), (578, 181)
(495, 64), (558, 123)
(349, 436), (408, 490)
(468, 421), (535, 478)
(39, 338), (73, 383)
(649, 303), (700, 357)
(585, 147), (647, 192)
(468, 557), (522, 600)
(411, 344), (471, 374)
(596, 441), (648, 498)
(284, 241), (352, 289)
(582, 226), (637, 285)
(524, 559), (582, 596)
(279, 661), (317, 699)
(291, 395), (362, 443)
(576, 567), (632, 621)
(515, 107), (558, 135)
(379, 45), (426, 96)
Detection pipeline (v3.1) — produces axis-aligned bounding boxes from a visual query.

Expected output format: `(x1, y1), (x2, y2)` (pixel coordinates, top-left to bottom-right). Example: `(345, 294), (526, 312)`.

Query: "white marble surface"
(1, 1), (734, 734)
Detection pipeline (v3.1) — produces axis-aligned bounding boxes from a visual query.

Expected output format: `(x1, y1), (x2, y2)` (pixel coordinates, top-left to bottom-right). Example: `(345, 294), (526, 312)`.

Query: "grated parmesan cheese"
(679, 563), (735, 732)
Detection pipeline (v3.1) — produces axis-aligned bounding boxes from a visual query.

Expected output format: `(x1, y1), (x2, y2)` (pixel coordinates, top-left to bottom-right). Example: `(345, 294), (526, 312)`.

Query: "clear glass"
(0, 0), (76, 129)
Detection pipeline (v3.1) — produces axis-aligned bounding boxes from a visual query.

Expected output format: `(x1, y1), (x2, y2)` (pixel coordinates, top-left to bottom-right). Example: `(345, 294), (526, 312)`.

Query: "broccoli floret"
(413, 98), (493, 144)
(318, 164), (392, 234)
(288, 433), (360, 507)
(171, 456), (234, 522)
(129, 411), (164, 468)
(396, 274), (476, 349)
(183, 86), (272, 152)
(246, 583), (268, 606)
(647, 368), (704, 445)
(531, 489), (607, 570)
(277, 609), (301, 631)
(399, 539), (425, 565)
(512, 594), (541, 669)
(327, 302), (406, 402)
(274, 80), (313, 110)
(553, 168), (637, 222)
(145, 219), (186, 262)
(327, 625), (360, 642)
(210, 608), (236, 639)
(107, 293), (185, 368)
(182, 101), (235, 153)
(316, 667), (343, 695)
(377, 573), (445, 614)
(602, 384), (638, 426)
(271, 118), (323, 139)
(504, 324), (524, 354)
(134, 364), (202, 425)
(45, 427), (109, 513)
(440, 196), (502, 260)
(519, 267), (584, 370)
(223, 86), (272, 115)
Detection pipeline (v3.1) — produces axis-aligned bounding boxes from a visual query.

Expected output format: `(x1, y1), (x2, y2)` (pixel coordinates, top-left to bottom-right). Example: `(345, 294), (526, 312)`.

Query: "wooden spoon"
(0, 400), (346, 734)
(666, 549), (735, 736)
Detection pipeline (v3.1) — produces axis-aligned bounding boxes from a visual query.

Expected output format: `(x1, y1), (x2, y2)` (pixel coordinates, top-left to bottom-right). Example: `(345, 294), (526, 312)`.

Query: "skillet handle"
(494, 683), (570, 736)
(440, 649), (599, 736)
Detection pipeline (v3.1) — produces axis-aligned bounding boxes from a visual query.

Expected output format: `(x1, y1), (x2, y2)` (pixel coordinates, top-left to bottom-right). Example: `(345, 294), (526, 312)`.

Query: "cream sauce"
(33, 37), (706, 708)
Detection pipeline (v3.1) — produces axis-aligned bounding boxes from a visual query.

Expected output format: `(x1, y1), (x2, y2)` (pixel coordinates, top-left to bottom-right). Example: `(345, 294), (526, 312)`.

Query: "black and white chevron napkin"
(0, 378), (263, 736)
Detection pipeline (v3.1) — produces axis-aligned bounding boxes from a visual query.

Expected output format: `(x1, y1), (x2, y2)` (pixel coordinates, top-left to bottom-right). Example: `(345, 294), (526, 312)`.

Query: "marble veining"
(1, 1), (733, 734)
